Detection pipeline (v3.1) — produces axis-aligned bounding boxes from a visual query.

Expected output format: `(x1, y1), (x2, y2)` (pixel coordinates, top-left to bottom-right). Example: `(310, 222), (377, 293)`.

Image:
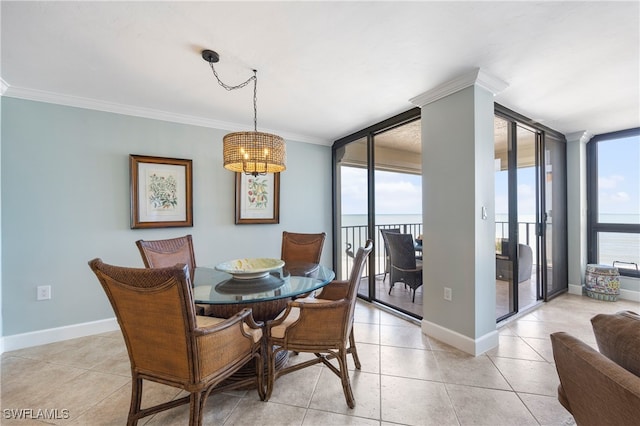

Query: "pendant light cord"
(207, 63), (258, 132)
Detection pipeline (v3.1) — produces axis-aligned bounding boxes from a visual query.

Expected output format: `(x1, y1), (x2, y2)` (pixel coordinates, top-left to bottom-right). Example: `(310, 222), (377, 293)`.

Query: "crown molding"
(410, 68), (509, 108)
(565, 130), (593, 144)
(2, 84), (329, 145)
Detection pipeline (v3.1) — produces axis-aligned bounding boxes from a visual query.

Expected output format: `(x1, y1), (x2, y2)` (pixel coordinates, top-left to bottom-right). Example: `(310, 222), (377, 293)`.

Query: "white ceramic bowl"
(215, 258), (285, 280)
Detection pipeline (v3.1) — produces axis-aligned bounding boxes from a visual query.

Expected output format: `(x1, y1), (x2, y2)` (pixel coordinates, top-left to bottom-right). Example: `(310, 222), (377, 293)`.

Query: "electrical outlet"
(444, 287), (452, 301)
(37, 285), (51, 301)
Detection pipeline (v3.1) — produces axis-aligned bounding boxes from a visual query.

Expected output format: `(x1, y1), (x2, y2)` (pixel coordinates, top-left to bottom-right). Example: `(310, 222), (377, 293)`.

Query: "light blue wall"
(1, 97), (332, 336)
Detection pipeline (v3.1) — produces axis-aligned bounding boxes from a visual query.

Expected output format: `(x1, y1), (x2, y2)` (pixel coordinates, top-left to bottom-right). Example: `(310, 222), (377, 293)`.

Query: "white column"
(410, 69), (508, 355)
(566, 131), (592, 295)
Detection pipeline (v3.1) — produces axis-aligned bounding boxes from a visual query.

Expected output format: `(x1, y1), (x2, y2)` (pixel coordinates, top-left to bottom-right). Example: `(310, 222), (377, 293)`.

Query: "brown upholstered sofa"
(551, 310), (640, 426)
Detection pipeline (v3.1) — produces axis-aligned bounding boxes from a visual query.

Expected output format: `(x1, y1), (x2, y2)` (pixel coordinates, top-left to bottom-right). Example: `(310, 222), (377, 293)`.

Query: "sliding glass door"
(495, 105), (568, 321)
(333, 109), (423, 318)
(334, 105), (566, 322)
(334, 137), (369, 285)
(543, 133), (568, 299)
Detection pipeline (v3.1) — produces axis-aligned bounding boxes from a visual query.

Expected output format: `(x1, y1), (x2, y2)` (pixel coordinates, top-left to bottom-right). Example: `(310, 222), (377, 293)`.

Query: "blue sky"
(340, 167), (422, 215)
(495, 167), (536, 220)
(597, 134), (640, 217)
(495, 134), (639, 221)
(342, 134), (638, 220)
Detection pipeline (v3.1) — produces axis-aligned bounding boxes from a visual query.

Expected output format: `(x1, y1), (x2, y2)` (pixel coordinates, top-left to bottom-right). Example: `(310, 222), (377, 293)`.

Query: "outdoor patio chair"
(380, 228), (401, 281)
(385, 232), (423, 302)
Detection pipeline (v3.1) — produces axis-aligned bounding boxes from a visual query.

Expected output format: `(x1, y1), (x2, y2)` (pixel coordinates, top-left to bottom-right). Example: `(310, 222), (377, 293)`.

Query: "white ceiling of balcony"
(1, 1), (638, 146)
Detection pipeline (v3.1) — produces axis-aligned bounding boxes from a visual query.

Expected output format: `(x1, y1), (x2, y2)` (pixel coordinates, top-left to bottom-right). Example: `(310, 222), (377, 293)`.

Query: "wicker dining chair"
(265, 239), (374, 408)
(281, 232), (327, 294)
(280, 231), (326, 264)
(135, 234), (211, 315)
(135, 234), (196, 272)
(88, 259), (265, 426)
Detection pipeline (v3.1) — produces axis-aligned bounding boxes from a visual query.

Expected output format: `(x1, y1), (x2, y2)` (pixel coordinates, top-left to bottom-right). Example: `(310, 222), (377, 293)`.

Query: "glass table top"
(192, 262), (335, 304)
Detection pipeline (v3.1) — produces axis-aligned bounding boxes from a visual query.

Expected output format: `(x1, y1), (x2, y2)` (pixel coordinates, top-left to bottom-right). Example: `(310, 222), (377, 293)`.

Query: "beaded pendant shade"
(202, 49), (286, 177)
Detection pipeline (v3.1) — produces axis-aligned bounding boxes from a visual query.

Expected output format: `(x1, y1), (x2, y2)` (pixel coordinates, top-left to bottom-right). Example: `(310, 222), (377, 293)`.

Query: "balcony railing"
(340, 221), (537, 280)
(340, 223), (422, 279)
(495, 221), (536, 247)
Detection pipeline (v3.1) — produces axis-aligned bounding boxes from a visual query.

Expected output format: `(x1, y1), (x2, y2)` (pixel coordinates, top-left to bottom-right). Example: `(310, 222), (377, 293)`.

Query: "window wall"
(587, 128), (640, 277)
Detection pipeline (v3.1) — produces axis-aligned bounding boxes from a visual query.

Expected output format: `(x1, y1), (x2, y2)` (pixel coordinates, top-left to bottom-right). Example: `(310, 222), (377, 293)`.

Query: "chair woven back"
(345, 239), (374, 331)
(281, 231), (326, 264)
(89, 259), (197, 383)
(379, 228), (400, 278)
(385, 233), (422, 301)
(380, 228), (401, 254)
(136, 235), (196, 274)
(385, 232), (418, 269)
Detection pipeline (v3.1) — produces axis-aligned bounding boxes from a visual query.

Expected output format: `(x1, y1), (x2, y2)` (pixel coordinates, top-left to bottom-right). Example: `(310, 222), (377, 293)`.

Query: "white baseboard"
(421, 319), (499, 356)
(1, 317), (119, 353)
(568, 283), (583, 295)
(619, 288), (640, 303)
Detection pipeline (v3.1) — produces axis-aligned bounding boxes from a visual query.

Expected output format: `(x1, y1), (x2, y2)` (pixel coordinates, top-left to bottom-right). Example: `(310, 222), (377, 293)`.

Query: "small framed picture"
(235, 173), (280, 224)
(130, 155), (193, 229)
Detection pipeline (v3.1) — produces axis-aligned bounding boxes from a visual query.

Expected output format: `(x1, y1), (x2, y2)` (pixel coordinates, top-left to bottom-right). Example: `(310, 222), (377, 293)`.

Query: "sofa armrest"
(591, 310), (640, 377)
(551, 332), (640, 426)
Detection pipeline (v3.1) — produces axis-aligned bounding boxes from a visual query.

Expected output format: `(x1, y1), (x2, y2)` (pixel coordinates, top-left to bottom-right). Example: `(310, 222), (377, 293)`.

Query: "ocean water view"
(341, 214), (422, 227)
(341, 214), (639, 270)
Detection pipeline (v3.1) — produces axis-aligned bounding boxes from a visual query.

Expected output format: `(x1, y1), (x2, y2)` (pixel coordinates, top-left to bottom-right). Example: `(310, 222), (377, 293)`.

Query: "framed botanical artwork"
(235, 173), (280, 224)
(130, 155), (193, 229)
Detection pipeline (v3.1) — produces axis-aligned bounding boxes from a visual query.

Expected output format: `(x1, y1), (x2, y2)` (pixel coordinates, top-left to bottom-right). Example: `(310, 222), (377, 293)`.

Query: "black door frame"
(332, 108), (421, 317)
(495, 104), (568, 322)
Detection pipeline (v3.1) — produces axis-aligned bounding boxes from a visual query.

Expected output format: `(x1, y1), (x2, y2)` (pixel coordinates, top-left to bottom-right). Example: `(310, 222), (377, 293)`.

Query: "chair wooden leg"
(265, 345), (276, 401)
(348, 329), (361, 370)
(189, 392), (203, 426)
(255, 351), (266, 401)
(337, 348), (355, 408)
(127, 376), (143, 426)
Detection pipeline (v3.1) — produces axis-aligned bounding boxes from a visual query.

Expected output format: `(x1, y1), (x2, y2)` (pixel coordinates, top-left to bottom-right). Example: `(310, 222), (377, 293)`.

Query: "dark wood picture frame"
(235, 173), (280, 224)
(130, 155), (193, 229)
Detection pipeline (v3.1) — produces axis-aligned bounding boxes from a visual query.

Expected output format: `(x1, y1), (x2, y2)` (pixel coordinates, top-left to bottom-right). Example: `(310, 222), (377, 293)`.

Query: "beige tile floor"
(366, 271), (537, 320)
(2, 293), (638, 425)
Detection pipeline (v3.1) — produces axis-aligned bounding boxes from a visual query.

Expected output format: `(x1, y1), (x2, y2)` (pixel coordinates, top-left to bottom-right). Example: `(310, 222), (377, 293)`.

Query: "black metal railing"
(340, 221), (537, 279)
(340, 223), (422, 278)
(495, 221), (536, 247)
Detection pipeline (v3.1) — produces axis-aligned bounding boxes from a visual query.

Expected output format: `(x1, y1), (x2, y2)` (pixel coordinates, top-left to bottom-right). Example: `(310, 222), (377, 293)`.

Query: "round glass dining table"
(192, 262), (335, 385)
(192, 262), (335, 322)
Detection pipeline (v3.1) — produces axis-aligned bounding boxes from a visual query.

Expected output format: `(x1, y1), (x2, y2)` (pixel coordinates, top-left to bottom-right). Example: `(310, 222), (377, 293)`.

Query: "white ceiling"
(1, 1), (638, 146)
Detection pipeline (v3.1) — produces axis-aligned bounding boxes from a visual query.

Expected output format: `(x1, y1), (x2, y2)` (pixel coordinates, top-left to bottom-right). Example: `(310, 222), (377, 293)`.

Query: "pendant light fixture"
(202, 49), (286, 177)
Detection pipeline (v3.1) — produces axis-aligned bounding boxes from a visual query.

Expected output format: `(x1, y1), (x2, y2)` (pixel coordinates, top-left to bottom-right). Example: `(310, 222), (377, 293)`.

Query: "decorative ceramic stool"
(585, 264), (620, 301)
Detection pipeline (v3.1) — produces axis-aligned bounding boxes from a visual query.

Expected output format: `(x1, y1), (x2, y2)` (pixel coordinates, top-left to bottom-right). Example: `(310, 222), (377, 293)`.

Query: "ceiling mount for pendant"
(201, 49), (219, 64)
(202, 49), (286, 177)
